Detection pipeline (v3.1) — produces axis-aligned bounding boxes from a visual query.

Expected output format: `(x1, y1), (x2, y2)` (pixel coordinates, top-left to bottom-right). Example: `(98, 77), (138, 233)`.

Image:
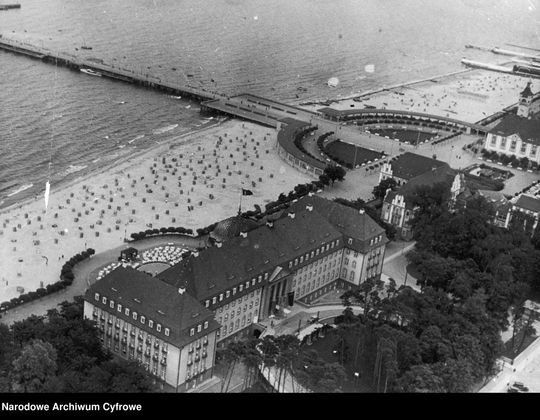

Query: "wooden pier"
(0, 4), (21, 10)
(0, 35), (226, 102)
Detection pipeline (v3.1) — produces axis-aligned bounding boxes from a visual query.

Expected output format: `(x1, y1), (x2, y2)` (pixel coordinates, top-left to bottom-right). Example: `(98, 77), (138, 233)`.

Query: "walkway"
(0, 235), (203, 326)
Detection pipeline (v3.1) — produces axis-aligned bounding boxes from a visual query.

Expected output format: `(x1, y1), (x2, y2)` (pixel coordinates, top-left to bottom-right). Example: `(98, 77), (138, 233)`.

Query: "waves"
(152, 124), (179, 135)
(6, 183), (34, 198)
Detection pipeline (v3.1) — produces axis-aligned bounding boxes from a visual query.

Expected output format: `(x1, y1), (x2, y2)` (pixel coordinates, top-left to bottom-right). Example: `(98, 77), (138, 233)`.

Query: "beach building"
(381, 166), (467, 240)
(378, 152), (449, 186)
(505, 194), (540, 235)
(83, 268), (220, 392)
(483, 83), (540, 165)
(158, 195), (388, 347)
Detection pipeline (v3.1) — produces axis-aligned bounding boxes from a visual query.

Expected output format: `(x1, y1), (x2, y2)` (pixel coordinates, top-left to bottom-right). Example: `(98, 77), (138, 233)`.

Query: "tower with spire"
(517, 81), (540, 119)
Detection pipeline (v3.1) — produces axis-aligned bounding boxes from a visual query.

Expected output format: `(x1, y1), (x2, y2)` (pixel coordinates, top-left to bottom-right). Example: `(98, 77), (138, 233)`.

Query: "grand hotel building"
(84, 194), (388, 391)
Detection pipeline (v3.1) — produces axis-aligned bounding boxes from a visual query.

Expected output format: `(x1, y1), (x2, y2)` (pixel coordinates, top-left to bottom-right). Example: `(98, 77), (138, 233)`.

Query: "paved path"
(0, 235), (203, 326)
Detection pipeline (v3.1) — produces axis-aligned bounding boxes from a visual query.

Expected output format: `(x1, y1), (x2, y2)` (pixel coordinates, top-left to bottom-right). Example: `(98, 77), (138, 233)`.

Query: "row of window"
(188, 320), (210, 337)
(369, 235), (383, 246)
(205, 274), (267, 308)
(94, 293), (171, 337)
(490, 135), (538, 157)
(288, 240), (339, 269)
(219, 313), (254, 339)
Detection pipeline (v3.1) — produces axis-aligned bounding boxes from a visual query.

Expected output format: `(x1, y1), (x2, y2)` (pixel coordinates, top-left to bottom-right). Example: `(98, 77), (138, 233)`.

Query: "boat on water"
(80, 68), (102, 77)
(81, 45), (93, 50)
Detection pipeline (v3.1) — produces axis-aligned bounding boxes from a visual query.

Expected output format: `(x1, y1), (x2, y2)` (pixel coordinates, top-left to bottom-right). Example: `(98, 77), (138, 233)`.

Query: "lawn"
(325, 140), (384, 167)
(369, 128), (439, 145)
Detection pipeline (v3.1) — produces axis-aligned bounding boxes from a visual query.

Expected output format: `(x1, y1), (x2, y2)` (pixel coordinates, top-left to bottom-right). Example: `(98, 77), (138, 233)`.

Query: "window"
(140, 316), (145, 324)
(110, 300), (114, 309)
(219, 294), (223, 301)
(289, 261), (293, 268)
(205, 300), (209, 308)
(212, 297), (217, 304)
(102, 297), (107, 305)
(133, 312), (138, 321)
(165, 328), (170, 337)
(190, 328), (195, 336)
(197, 324), (202, 333)
(531, 146), (538, 156)
(349, 271), (355, 281)
(264, 273), (268, 280)
(294, 258), (298, 266)
(125, 308), (130, 316)
(354, 252), (358, 258)
(239, 285), (243, 292)
(157, 324), (161, 332)
(344, 258), (349, 265)
(226, 291), (230, 298)
(252, 279), (256, 286)
(510, 139), (517, 151)
(352, 261), (357, 269)
(204, 321), (208, 329)
(245, 281), (250, 289)
(311, 251), (314, 258)
(149, 320), (154, 328)
(95, 293), (100, 301)
(336, 239), (339, 246)
(233, 287), (237, 295)
(316, 249), (320, 256)
(490, 135), (497, 146)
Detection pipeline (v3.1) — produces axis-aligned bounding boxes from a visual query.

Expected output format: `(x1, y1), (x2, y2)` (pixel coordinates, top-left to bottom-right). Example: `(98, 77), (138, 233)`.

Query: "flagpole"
(239, 187), (243, 215)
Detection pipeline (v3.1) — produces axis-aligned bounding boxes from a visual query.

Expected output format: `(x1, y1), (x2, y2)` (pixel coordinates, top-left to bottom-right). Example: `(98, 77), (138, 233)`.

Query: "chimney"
(266, 220), (274, 228)
(306, 205), (313, 212)
(216, 241), (222, 248)
(240, 231), (247, 238)
(359, 209), (365, 214)
(288, 212), (296, 219)
(178, 288), (185, 295)
(193, 251), (199, 257)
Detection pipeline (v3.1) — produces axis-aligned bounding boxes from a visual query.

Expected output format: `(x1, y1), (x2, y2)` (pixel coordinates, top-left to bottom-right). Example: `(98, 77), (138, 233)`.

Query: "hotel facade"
(84, 195), (388, 390)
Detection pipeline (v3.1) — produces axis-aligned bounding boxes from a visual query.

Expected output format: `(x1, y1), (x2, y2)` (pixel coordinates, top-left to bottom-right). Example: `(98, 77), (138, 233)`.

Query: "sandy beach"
(0, 119), (311, 303)
(302, 70), (540, 124)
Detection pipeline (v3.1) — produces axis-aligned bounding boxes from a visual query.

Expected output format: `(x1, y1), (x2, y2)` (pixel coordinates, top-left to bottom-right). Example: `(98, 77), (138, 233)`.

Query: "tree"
(397, 364), (444, 393)
(372, 178), (397, 200)
(323, 164), (346, 185)
(10, 340), (58, 392)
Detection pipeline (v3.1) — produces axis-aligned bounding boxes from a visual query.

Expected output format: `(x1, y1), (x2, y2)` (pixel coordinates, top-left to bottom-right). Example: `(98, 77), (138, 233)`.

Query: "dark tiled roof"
(489, 113), (540, 145)
(515, 194), (540, 213)
(286, 195), (387, 252)
(388, 152), (448, 181)
(385, 166), (458, 208)
(209, 214), (260, 242)
(159, 208), (342, 301)
(84, 267), (219, 348)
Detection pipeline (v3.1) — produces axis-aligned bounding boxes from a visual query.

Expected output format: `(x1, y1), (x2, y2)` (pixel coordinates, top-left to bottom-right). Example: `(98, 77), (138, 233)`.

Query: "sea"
(0, 0), (539, 206)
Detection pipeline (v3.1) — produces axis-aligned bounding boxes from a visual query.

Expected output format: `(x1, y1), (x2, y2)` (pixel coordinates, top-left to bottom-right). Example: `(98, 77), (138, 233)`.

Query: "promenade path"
(0, 235), (203, 326)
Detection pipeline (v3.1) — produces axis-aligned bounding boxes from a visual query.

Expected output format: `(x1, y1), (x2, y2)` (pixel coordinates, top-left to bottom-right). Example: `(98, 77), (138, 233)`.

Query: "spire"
(521, 81), (534, 98)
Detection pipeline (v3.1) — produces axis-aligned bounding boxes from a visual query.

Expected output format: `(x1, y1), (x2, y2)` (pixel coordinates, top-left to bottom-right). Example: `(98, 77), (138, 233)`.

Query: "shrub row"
(130, 227), (194, 241)
(0, 248), (95, 313)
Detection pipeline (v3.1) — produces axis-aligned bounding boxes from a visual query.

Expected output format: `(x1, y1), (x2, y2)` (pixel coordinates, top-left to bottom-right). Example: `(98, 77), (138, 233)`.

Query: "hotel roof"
(489, 113), (540, 145)
(515, 194), (540, 213)
(387, 152), (449, 181)
(85, 267), (219, 348)
(159, 195), (387, 301)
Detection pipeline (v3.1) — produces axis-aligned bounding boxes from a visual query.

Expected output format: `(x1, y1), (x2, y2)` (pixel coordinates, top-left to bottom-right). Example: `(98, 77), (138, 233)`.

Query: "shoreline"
(0, 118), (228, 215)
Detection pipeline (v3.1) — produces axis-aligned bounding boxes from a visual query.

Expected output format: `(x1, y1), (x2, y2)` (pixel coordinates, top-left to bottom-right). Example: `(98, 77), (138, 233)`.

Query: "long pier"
(0, 35), (226, 102)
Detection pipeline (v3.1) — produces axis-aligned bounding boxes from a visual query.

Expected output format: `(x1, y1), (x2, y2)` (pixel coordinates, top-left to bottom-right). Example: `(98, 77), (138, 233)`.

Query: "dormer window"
(251, 279), (256, 286)
(125, 308), (130, 316)
(190, 328), (194, 336)
(197, 324), (202, 333)
(157, 324), (162, 332)
(226, 291), (230, 298)
(212, 297), (217, 304)
(348, 238), (353, 245)
(102, 297), (107, 305)
(149, 320), (154, 328)
(219, 294), (223, 302)
(205, 300), (210, 308)
(140, 316), (145, 324)
(264, 273), (268, 280)
(165, 328), (170, 337)
(239, 285), (243, 292)
(133, 312), (137, 321)
(245, 281), (249, 289)
(204, 321), (208, 329)
(95, 293), (100, 301)
(109, 300), (114, 309)
(117, 304), (122, 312)
(233, 287), (237, 295)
